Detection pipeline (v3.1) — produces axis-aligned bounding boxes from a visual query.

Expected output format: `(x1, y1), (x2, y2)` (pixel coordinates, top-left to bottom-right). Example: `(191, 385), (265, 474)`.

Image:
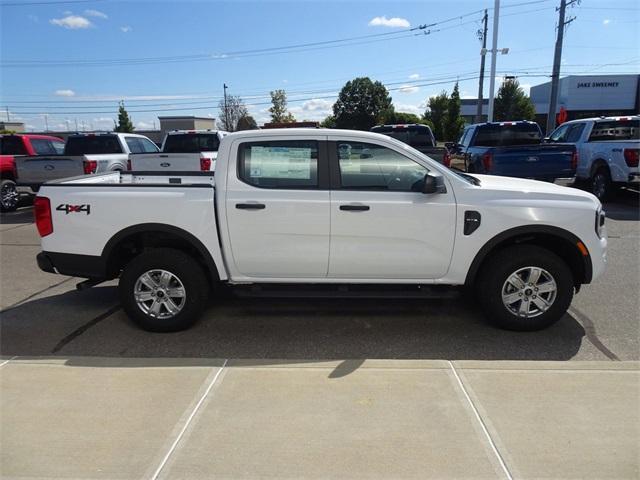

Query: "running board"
(231, 283), (461, 299)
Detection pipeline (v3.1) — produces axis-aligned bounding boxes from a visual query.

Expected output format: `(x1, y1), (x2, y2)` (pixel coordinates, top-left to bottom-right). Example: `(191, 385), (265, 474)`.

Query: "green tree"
(333, 77), (393, 130)
(494, 78), (536, 121)
(217, 95), (249, 132)
(269, 89), (295, 123)
(424, 91), (449, 141)
(320, 115), (336, 128)
(381, 111), (422, 125)
(114, 101), (134, 132)
(236, 115), (258, 131)
(444, 82), (465, 142)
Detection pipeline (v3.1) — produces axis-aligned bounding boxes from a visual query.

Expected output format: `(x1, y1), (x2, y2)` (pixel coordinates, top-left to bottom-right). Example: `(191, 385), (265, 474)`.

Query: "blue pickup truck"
(448, 121), (577, 181)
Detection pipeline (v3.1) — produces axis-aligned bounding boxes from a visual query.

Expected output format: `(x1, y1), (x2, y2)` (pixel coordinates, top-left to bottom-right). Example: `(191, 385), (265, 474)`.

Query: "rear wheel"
(590, 167), (614, 201)
(119, 248), (209, 332)
(0, 179), (19, 212)
(477, 245), (574, 331)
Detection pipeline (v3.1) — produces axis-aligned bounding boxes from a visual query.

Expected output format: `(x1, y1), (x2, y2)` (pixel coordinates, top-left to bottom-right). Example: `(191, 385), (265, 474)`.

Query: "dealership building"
(530, 74), (640, 132)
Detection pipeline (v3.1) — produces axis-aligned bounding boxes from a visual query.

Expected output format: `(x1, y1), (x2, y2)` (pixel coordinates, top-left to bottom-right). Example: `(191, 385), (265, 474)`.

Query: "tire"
(476, 245), (574, 331)
(590, 167), (614, 202)
(119, 248), (209, 332)
(0, 179), (19, 212)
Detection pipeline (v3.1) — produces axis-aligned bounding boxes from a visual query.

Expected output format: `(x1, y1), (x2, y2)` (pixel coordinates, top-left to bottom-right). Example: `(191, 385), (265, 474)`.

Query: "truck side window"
(458, 128), (472, 147)
(549, 124), (570, 142)
(238, 141), (318, 189)
(30, 139), (59, 155)
(566, 123), (585, 143)
(336, 142), (427, 192)
(589, 120), (640, 142)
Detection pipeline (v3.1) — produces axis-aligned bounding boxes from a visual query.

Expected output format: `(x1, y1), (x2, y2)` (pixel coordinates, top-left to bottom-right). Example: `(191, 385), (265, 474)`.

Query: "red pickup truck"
(0, 134), (64, 211)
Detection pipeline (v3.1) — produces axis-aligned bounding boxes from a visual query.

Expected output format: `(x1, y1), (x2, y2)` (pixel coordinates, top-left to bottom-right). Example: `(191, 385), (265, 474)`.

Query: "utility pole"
(476, 9), (489, 123)
(65, 119), (70, 131)
(75, 118), (78, 131)
(5, 106), (10, 122)
(487, 0), (500, 122)
(546, 0), (576, 134)
(44, 114), (49, 132)
(223, 83), (230, 130)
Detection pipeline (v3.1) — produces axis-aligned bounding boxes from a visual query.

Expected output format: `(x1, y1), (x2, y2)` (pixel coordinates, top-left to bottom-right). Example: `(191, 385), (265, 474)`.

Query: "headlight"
(595, 209), (606, 238)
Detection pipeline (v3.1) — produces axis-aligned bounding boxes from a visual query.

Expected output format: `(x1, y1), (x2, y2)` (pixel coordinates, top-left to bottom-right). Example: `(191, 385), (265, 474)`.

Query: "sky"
(1, 0), (639, 132)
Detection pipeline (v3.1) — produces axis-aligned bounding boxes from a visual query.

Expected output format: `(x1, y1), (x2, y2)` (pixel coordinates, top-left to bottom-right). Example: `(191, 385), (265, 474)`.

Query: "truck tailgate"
(490, 144), (575, 179)
(15, 156), (85, 185)
(129, 153), (212, 171)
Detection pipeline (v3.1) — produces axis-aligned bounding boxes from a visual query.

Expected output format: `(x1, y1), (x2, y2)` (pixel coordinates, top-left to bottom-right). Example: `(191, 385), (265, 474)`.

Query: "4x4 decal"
(56, 204), (91, 215)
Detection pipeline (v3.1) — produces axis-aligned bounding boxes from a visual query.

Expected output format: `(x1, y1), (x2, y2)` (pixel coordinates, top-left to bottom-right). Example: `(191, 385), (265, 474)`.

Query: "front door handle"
(340, 204), (370, 211)
(236, 203), (266, 210)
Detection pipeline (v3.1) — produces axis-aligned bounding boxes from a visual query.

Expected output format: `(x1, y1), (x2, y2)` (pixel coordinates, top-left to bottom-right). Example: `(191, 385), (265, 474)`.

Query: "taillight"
(34, 196), (53, 237)
(443, 151), (451, 168)
(482, 153), (493, 172)
(127, 159), (132, 170)
(200, 157), (211, 171)
(83, 160), (97, 174)
(623, 149), (639, 168)
(571, 151), (578, 170)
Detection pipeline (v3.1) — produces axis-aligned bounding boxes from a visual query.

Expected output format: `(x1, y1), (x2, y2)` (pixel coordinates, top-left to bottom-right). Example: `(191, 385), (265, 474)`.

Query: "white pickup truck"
(16, 132), (159, 194)
(33, 129), (607, 333)
(546, 116), (639, 200)
(128, 130), (226, 172)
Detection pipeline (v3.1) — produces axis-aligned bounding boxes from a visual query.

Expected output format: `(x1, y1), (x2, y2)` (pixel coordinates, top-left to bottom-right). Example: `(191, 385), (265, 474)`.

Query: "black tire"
(590, 167), (615, 202)
(119, 248), (209, 332)
(0, 179), (19, 212)
(476, 245), (574, 331)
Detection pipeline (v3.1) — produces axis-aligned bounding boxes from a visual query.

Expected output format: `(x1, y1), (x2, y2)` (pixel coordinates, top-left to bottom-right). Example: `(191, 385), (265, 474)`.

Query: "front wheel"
(119, 248), (209, 332)
(0, 179), (19, 212)
(477, 245), (574, 331)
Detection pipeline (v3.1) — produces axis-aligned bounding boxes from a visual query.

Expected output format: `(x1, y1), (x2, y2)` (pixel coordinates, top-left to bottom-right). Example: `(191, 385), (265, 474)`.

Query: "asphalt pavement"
(1, 187), (638, 479)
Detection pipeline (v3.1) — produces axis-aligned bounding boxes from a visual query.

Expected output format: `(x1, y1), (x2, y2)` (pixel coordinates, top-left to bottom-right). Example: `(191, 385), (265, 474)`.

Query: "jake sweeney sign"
(577, 81), (620, 88)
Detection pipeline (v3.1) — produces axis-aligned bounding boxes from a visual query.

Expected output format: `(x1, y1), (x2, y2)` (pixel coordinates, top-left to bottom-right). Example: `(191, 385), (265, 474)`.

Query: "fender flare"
(464, 224), (593, 286)
(101, 223), (222, 281)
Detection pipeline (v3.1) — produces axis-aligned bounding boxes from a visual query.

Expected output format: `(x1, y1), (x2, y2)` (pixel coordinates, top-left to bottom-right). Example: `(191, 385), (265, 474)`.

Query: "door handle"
(340, 204), (370, 211)
(236, 203), (266, 210)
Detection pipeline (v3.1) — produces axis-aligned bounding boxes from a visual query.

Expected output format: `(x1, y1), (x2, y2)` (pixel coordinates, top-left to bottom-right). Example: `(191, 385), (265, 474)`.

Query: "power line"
(0, 0), (105, 5)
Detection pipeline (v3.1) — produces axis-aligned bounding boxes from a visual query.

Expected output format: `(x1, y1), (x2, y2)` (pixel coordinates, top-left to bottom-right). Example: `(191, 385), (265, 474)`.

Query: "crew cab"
(15, 132), (159, 194)
(0, 134), (64, 211)
(545, 116), (640, 201)
(371, 124), (449, 164)
(128, 130), (226, 172)
(448, 121), (577, 181)
(33, 129), (606, 333)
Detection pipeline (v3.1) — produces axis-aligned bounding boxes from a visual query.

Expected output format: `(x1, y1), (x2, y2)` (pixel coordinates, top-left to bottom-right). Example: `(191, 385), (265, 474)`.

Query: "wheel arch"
(465, 225), (593, 288)
(590, 158), (609, 177)
(101, 223), (222, 283)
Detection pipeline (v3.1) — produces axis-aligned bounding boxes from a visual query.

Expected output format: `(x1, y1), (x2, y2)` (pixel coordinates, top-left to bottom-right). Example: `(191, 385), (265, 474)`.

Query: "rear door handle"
(340, 204), (370, 211)
(236, 203), (266, 210)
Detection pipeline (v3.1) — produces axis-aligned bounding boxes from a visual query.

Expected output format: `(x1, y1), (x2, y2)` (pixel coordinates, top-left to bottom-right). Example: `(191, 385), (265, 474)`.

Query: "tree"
(320, 115), (336, 128)
(218, 95), (249, 132)
(424, 91), (449, 141)
(494, 78), (536, 121)
(269, 90), (295, 123)
(236, 115), (258, 131)
(444, 82), (465, 142)
(381, 111), (422, 125)
(114, 101), (134, 132)
(333, 77), (393, 130)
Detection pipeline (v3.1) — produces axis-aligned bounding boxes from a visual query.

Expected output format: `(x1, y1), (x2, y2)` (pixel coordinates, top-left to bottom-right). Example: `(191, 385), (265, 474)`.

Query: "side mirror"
(422, 173), (447, 194)
(445, 142), (456, 150)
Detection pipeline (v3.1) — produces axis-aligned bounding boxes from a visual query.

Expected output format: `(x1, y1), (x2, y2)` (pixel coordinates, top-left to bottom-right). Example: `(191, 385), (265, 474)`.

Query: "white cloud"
(84, 9), (108, 19)
(408, 73), (420, 80)
(393, 103), (424, 116)
(603, 19), (610, 25)
(300, 98), (333, 112)
(136, 121), (154, 129)
(120, 25), (132, 33)
(399, 85), (419, 94)
(368, 16), (410, 28)
(520, 83), (532, 95)
(50, 15), (92, 29)
(54, 89), (76, 97)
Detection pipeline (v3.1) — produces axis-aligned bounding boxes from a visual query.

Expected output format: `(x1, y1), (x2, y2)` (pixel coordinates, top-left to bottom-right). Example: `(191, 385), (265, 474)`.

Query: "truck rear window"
(371, 126), (435, 148)
(65, 135), (122, 155)
(473, 124), (542, 147)
(589, 120), (640, 142)
(163, 134), (220, 153)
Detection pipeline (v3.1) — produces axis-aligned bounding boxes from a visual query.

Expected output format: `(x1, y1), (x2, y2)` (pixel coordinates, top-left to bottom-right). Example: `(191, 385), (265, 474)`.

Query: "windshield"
(474, 124), (542, 146)
(65, 135), (122, 155)
(372, 126), (435, 148)
(163, 133), (220, 153)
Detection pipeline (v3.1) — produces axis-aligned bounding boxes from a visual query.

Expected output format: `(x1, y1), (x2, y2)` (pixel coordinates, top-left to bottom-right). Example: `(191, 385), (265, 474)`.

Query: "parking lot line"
(448, 360), (513, 480)
(0, 356), (18, 368)
(150, 358), (228, 480)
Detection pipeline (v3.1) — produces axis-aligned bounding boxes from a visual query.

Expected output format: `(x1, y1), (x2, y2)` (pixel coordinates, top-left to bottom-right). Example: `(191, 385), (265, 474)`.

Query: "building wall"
(0, 122), (25, 132)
